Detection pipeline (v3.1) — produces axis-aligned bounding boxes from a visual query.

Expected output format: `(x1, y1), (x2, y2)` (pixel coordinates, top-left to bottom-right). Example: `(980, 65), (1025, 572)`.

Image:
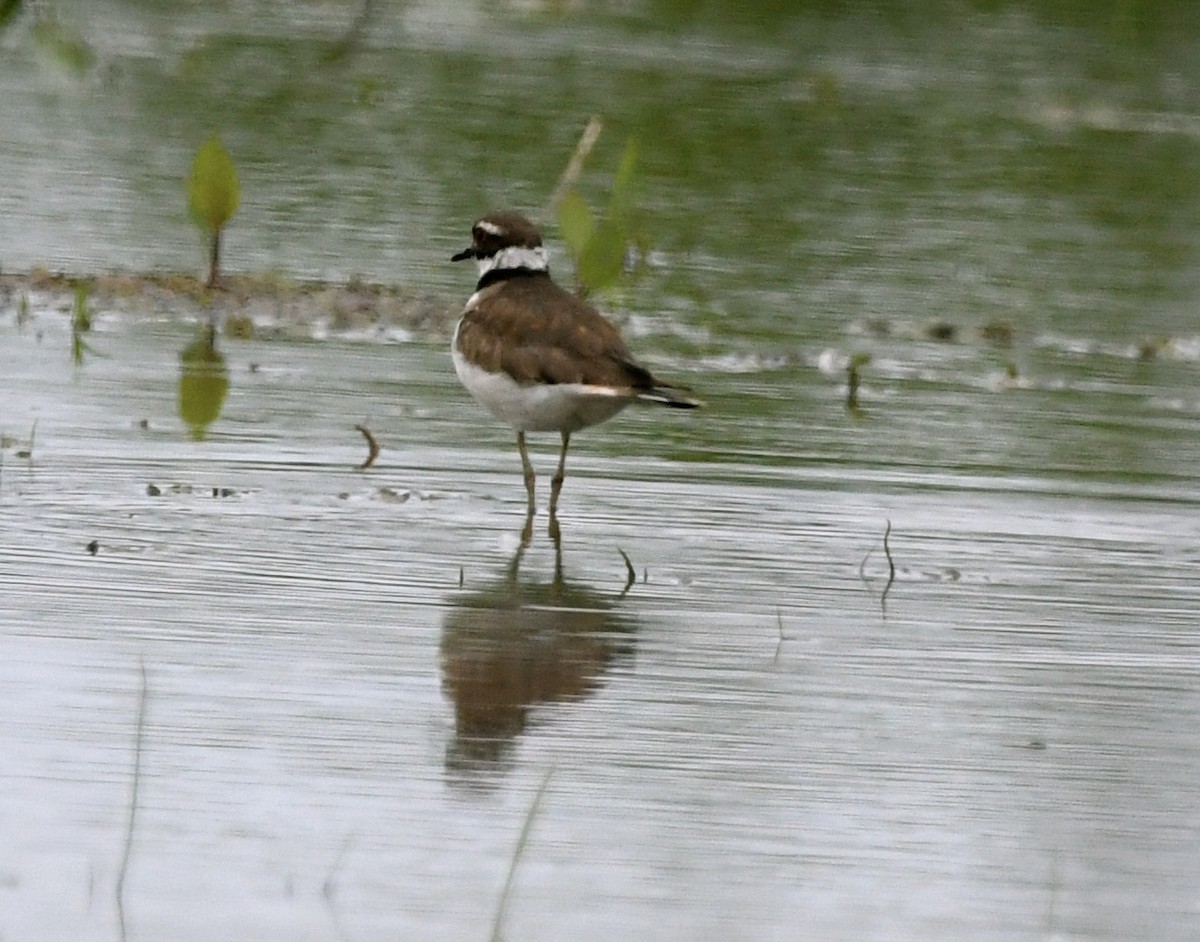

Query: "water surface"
(2, 2), (1199, 940)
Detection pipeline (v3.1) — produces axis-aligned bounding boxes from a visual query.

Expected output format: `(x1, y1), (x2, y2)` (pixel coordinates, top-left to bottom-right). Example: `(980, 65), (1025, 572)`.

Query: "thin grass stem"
(490, 767), (555, 942)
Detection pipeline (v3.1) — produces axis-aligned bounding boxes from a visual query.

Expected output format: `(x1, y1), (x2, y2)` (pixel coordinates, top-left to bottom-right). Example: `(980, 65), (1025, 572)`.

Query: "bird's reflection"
(440, 511), (637, 788)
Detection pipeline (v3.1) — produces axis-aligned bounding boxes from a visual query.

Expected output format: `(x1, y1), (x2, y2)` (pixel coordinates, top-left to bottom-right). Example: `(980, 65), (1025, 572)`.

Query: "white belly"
(452, 342), (631, 433)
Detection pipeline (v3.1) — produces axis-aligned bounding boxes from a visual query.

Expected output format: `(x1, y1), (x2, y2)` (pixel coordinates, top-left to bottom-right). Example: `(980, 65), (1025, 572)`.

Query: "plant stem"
(490, 768), (554, 942)
(117, 661), (150, 942)
(208, 229), (221, 289)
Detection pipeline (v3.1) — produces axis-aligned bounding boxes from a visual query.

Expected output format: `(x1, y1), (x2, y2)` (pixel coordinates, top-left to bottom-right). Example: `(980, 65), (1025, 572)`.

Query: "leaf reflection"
(177, 324), (229, 440)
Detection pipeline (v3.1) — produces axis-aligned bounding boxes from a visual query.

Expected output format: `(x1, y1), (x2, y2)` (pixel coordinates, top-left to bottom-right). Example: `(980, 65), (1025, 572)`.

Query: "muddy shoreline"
(0, 269), (458, 341)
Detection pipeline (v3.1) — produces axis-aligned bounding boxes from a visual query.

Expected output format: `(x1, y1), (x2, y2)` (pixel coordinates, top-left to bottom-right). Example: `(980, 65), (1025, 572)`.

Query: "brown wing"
(458, 276), (658, 390)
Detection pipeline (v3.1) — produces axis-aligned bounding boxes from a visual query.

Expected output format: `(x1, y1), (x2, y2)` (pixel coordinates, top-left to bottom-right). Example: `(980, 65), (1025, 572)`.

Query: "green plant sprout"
(30, 10), (95, 73)
(187, 135), (241, 289)
(71, 281), (93, 366)
(0, 0), (23, 32)
(847, 352), (871, 412)
(556, 135), (646, 297)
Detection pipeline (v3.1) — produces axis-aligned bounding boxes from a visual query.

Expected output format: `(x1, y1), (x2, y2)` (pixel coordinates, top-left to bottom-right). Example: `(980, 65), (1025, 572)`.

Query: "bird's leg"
(518, 506), (532, 552)
(549, 431), (570, 519)
(509, 510), (533, 584)
(549, 512), (564, 588)
(516, 430), (536, 513)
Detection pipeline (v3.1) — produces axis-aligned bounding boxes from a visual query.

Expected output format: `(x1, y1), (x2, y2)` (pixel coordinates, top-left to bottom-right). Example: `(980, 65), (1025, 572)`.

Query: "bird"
(450, 210), (699, 519)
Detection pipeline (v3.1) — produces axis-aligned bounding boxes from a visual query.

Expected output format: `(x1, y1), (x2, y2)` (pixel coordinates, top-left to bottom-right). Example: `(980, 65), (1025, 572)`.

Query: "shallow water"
(3, 306), (1198, 941)
(3, 2), (1200, 941)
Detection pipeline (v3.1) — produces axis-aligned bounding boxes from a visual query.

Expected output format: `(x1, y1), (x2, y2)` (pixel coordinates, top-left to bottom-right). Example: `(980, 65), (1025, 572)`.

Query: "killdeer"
(451, 210), (699, 517)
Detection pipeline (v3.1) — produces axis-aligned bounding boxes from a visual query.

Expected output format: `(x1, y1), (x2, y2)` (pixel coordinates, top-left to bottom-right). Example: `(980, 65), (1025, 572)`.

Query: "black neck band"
(475, 266), (550, 291)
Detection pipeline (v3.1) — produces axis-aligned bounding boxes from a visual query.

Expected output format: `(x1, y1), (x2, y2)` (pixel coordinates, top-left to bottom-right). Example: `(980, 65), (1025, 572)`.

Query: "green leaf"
(556, 190), (594, 259)
(556, 134), (646, 294)
(577, 219), (626, 293)
(187, 136), (241, 234)
(31, 14), (94, 73)
(0, 0), (24, 31)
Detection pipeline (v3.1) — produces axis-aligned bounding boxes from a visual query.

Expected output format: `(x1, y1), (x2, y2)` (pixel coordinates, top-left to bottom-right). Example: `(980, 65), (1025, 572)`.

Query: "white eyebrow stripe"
(476, 219), (503, 236)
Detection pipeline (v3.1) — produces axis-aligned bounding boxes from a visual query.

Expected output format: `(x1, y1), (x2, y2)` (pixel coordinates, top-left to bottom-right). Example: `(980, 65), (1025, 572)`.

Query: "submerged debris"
(617, 547), (636, 596)
(355, 423), (381, 470)
(925, 321), (957, 342)
(981, 319), (1015, 347)
(858, 519), (897, 617)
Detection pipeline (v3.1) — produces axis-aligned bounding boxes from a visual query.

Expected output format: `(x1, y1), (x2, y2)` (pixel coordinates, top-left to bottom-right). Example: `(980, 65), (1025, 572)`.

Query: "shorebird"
(450, 210), (699, 516)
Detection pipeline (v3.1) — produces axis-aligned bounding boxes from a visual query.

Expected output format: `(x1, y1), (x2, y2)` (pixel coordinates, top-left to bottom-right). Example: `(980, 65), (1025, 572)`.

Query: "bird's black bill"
(450, 247), (475, 262)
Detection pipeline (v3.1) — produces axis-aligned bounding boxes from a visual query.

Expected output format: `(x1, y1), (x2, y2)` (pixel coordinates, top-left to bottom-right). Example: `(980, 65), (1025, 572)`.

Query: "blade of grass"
(543, 116), (603, 221)
(117, 661), (150, 942)
(490, 767), (554, 942)
(881, 519), (896, 616)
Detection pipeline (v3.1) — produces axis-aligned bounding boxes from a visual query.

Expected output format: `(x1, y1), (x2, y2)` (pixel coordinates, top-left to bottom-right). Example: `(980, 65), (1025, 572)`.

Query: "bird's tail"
(637, 385), (702, 409)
